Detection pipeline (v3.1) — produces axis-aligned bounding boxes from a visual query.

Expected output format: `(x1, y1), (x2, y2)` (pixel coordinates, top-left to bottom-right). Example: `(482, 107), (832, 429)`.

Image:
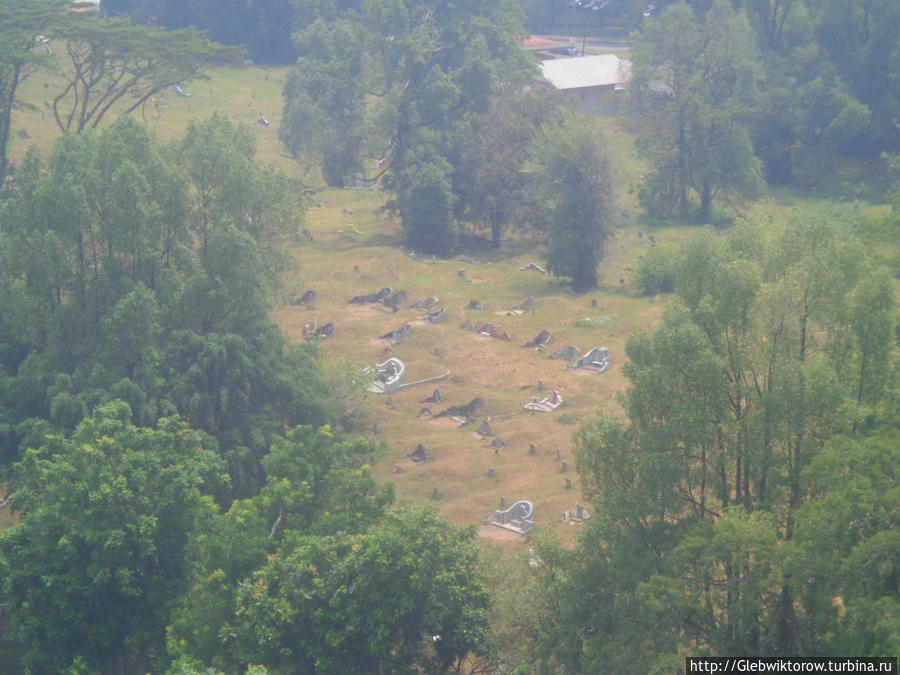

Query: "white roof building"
(539, 54), (631, 114)
(540, 54), (631, 91)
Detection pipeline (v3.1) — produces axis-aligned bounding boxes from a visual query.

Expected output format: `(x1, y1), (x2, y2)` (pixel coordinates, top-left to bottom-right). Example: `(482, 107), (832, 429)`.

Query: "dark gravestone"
(410, 444), (429, 462)
(384, 290), (407, 311)
(477, 421), (494, 437)
(421, 389), (443, 404)
(313, 322), (333, 339)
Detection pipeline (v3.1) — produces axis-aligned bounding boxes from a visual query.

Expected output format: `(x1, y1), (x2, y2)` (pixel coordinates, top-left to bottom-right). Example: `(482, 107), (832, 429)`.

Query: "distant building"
(540, 54), (631, 114)
(69, 0), (101, 10)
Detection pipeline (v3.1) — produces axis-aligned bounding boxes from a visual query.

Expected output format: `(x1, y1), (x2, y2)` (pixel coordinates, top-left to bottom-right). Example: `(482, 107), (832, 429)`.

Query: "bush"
(634, 243), (679, 295)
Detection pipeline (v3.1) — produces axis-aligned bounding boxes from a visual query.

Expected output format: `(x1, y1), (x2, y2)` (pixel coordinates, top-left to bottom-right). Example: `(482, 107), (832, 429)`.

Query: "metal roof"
(540, 54), (631, 91)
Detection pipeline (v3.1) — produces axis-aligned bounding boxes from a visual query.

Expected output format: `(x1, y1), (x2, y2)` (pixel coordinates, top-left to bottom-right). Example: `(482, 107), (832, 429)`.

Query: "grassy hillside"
(8, 59), (896, 553)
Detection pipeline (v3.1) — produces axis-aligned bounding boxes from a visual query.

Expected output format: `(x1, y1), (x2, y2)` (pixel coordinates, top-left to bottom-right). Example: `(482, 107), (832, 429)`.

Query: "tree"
(532, 220), (897, 667)
(0, 116), (330, 495)
(452, 85), (565, 248)
(793, 426), (900, 656)
(400, 155), (458, 255)
(0, 401), (224, 674)
(0, 0), (62, 184)
(281, 18), (367, 187)
(525, 115), (615, 291)
(231, 506), (491, 674)
(630, 1), (763, 222)
(280, 0), (534, 253)
(1, 118), (190, 365)
(167, 425), (393, 672)
(47, 14), (240, 134)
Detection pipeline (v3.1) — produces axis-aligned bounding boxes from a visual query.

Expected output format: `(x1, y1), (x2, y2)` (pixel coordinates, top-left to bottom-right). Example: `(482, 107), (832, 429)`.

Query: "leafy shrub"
(634, 243), (679, 295)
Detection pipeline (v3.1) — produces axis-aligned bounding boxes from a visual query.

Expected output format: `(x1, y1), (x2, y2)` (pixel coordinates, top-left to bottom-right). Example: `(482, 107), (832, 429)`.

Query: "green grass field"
(7, 57), (897, 553)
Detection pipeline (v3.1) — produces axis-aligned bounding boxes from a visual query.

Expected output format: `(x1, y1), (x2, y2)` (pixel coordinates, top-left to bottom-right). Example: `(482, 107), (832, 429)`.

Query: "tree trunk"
(491, 218), (501, 249)
(699, 180), (712, 223)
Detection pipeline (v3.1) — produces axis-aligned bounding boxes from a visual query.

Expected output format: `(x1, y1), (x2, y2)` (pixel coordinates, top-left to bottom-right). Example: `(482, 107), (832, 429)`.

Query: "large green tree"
(0, 401), (224, 674)
(167, 425), (393, 672)
(280, 17), (367, 187)
(451, 85), (565, 248)
(525, 115), (615, 291)
(231, 506), (491, 675)
(168, 427), (492, 675)
(631, 0), (764, 222)
(0, 116), (331, 496)
(0, 0), (62, 184)
(280, 0), (534, 253)
(47, 14), (240, 134)
(531, 220), (897, 670)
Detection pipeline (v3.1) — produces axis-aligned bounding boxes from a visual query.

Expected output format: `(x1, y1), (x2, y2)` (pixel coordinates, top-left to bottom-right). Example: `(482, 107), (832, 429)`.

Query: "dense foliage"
(530, 220), (898, 670)
(100, 0), (296, 64)
(2, 402), (224, 673)
(0, 117), (495, 674)
(525, 115), (616, 291)
(280, 0), (538, 254)
(631, 0), (900, 220)
(0, 116), (330, 497)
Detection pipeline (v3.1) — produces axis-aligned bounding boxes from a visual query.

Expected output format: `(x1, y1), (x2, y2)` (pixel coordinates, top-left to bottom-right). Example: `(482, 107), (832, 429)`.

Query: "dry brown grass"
(9, 58), (695, 551)
(273, 189), (695, 552)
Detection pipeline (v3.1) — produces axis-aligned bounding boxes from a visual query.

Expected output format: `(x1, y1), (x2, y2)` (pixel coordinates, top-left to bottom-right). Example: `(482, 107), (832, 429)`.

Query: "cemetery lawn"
(10, 62), (896, 552)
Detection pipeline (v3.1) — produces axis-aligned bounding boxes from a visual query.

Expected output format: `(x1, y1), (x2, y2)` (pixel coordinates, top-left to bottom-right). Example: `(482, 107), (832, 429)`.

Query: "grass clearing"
(8, 58), (894, 552)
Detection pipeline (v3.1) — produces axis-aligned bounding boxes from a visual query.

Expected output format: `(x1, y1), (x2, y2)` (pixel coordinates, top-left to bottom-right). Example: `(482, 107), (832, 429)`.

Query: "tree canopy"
(630, 0), (764, 222)
(47, 14), (241, 134)
(0, 0), (62, 183)
(530, 219), (898, 670)
(525, 115), (616, 291)
(0, 116), (329, 497)
(280, 0), (535, 253)
(1, 402), (224, 674)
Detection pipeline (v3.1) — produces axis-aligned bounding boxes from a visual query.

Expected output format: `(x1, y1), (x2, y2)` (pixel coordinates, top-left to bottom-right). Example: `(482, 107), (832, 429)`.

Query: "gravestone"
(384, 290), (407, 311)
(409, 444), (429, 462)
(421, 389), (443, 404)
